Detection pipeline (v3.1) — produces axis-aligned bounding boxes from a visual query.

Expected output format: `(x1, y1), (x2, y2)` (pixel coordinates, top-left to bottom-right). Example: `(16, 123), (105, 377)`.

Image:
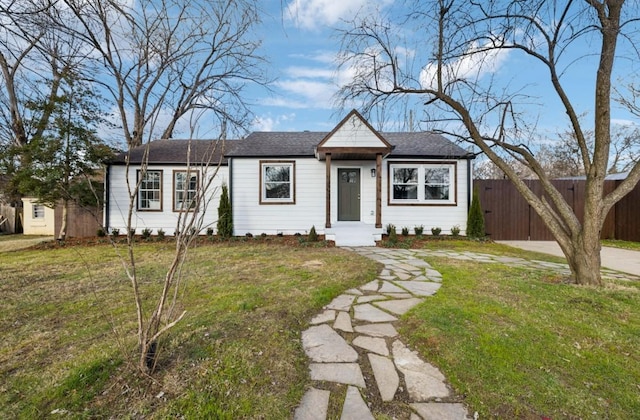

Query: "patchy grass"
(400, 254), (640, 419)
(0, 241), (378, 418)
(602, 239), (640, 251)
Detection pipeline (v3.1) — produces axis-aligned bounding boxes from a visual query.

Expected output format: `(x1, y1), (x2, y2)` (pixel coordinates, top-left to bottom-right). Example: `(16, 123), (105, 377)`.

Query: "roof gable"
(316, 109), (392, 152)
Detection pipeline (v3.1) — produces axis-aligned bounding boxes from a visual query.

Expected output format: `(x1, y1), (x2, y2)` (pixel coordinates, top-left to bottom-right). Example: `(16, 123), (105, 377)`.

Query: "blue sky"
(246, 0), (638, 140)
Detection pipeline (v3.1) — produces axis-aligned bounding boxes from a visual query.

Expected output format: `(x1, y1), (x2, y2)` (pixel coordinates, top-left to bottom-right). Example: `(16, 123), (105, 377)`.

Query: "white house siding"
(231, 157), (470, 236)
(231, 158), (326, 235)
(381, 159), (470, 235)
(321, 114), (386, 148)
(106, 164), (228, 235)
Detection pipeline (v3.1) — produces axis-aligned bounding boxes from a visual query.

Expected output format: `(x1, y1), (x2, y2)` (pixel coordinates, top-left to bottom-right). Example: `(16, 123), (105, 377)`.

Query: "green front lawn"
(1, 239), (638, 418)
(0, 240), (378, 418)
(401, 246), (640, 419)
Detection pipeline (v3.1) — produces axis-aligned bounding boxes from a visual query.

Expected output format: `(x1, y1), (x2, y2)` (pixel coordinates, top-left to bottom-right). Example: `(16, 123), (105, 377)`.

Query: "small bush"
(141, 228), (152, 239)
(110, 228), (120, 238)
(431, 227), (442, 236)
(467, 187), (486, 238)
(401, 226), (409, 236)
(386, 223), (396, 235)
(260, 233), (267, 237)
(451, 225), (461, 237)
(206, 227), (214, 237)
(129, 229), (136, 238)
(245, 233), (253, 238)
(308, 225), (318, 242)
(96, 228), (106, 237)
(414, 225), (424, 235)
(157, 229), (165, 240)
(277, 232), (284, 237)
(217, 183), (233, 239)
(388, 227), (398, 244)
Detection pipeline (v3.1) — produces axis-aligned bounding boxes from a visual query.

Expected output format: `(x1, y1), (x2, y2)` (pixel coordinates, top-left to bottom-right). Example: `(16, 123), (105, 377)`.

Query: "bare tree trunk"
(58, 198), (68, 241)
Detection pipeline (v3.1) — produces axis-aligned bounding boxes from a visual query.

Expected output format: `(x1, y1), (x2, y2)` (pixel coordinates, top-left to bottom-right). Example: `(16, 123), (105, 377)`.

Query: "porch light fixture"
(371, 168), (376, 178)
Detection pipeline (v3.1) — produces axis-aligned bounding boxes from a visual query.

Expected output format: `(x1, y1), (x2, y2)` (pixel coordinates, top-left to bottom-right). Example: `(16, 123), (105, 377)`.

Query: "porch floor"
(325, 222), (383, 247)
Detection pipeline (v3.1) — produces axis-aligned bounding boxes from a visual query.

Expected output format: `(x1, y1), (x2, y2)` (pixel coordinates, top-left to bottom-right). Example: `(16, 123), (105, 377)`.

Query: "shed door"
(338, 168), (360, 221)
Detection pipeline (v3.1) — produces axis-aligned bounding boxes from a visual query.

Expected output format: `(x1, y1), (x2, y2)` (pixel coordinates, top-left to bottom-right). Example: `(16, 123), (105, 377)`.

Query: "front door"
(338, 168), (360, 221)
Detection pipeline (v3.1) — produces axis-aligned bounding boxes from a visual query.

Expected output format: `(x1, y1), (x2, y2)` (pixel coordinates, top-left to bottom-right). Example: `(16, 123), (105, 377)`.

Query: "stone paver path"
(294, 246), (637, 419)
(294, 247), (473, 420)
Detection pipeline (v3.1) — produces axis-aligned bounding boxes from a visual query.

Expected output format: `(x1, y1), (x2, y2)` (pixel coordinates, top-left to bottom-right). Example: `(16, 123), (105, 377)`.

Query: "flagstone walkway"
(293, 247), (636, 420)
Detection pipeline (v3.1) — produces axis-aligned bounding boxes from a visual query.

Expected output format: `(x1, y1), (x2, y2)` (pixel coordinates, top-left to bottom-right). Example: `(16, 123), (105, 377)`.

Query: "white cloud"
(252, 113), (297, 131)
(420, 39), (511, 90)
(285, 0), (393, 31)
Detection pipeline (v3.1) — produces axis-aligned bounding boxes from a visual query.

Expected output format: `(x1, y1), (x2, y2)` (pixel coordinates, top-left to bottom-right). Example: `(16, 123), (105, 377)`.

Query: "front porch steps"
(326, 222), (383, 247)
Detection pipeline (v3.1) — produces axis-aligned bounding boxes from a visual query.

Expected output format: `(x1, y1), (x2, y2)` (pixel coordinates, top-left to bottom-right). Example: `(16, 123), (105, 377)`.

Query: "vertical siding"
(107, 164), (228, 235)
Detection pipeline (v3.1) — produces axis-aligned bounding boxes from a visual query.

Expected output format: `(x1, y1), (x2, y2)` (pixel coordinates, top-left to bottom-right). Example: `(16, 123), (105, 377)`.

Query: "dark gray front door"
(338, 168), (360, 221)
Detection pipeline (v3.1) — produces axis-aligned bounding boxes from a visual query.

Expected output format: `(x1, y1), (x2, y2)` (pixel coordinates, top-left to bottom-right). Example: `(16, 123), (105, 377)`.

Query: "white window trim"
(389, 162), (456, 205)
(137, 169), (163, 211)
(173, 170), (199, 212)
(260, 160), (295, 204)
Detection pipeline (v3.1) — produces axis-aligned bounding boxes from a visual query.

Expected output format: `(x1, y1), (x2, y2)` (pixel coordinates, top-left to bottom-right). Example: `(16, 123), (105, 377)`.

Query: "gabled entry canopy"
(315, 109), (393, 160)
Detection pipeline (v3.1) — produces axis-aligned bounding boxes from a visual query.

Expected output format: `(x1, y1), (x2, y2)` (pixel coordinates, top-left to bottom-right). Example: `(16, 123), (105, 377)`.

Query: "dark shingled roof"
(109, 131), (472, 165)
(110, 139), (236, 165)
(226, 131), (472, 159)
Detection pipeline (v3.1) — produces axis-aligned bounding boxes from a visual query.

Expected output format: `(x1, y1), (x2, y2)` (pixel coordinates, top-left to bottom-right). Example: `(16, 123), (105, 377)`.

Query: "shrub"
(245, 232), (253, 238)
(467, 187), (486, 238)
(96, 228), (106, 237)
(206, 227), (214, 237)
(157, 229), (165, 240)
(431, 227), (442, 236)
(217, 184), (233, 239)
(129, 229), (136, 238)
(308, 225), (318, 242)
(414, 225), (424, 235)
(451, 225), (461, 237)
(141, 228), (152, 239)
(387, 227), (398, 244)
(401, 226), (409, 236)
(110, 228), (120, 238)
(386, 223), (396, 235)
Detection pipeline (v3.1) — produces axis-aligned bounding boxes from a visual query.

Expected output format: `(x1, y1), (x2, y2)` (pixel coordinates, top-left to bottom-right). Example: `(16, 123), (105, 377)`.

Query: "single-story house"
(105, 110), (475, 245)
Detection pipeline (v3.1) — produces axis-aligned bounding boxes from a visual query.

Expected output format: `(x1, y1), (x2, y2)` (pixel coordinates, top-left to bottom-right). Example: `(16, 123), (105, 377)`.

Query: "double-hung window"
(174, 170), (199, 211)
(260, 160), (295, 204)
(138, 170), (162, 211)
(390, 162), (456, 205)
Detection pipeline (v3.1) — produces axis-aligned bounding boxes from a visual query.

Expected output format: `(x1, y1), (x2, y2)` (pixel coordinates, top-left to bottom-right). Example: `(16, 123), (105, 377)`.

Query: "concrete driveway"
(498, 240), (640, 277)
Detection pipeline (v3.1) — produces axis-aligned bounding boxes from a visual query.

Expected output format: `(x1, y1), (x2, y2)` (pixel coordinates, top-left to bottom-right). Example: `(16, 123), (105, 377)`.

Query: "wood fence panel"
(476, 179), (530, 240)
(54, 203), (103, 238)
(477, 179), (628, 241)
(615, 180), (640, 241)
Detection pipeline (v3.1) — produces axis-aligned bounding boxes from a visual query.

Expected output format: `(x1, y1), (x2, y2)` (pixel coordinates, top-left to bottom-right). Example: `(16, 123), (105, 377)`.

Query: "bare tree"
(60, 0), (266, 148)
(0, 0), (84, 201)
(336, 0), (640, 286)
(53, 0), (265, 373)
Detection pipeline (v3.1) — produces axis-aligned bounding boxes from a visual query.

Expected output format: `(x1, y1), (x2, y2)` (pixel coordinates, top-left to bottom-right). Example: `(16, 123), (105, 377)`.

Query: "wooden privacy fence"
(54, 202), (103, 238)
(476, 179), (640, 241)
